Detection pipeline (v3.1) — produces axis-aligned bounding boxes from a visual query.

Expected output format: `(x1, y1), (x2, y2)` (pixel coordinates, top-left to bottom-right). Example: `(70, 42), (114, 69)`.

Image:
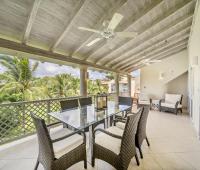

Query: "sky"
(0, 55), (139, 79)
(0, 57), (107, 80)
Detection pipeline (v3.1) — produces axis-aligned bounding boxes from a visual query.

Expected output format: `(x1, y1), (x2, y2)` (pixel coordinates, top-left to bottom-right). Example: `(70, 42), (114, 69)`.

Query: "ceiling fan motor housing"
(101, 29), (115, 39)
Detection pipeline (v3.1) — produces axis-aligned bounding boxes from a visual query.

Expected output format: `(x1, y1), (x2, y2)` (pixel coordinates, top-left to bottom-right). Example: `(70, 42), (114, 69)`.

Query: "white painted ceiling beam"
(125, 43), (187, 72)
(119, 38), (188, 70)
(107, 13), (192, 68)
(0, 38), (121, 73)
(22, 0), (41, 44)
(71, 0), (128, 57)
(113, 26), (190, 69)
(84, 0), (164, 61)
(96, 0), (193, 65)
(127, 46), (187, 72)
(50, 0), (88, 51)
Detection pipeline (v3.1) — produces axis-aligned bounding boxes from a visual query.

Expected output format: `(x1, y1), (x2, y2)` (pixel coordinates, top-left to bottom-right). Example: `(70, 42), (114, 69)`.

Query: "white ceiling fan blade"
(86, 38), (102, 47)
(149, 60), (162, 63)
(116, 31), (138, 38)
(108, 13), (123, 30)
(78, 27), (101, 34)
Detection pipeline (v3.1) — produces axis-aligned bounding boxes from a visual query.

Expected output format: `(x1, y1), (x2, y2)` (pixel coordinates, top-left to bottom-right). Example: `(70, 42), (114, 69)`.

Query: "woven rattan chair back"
(119, 108), (142, 169)
(136, 105), (150, 147)
(118, 96), (133, 106)
(60, 99), (79, 110)
(79, 97), (92, 107)
(31, 113), (54, 169)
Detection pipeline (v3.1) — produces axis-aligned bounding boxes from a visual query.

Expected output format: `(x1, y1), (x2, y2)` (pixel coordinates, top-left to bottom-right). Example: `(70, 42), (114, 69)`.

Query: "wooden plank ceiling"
(0, 0), (196, 73)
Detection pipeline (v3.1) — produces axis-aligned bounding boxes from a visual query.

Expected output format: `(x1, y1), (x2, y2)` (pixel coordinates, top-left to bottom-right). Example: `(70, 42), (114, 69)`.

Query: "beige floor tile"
(151, 153), (195, 170)
(0, 110), (200, 170)
(96, 159), (115, 170)
(176, 152), (200, 170)
(68, 161), (96, 170)
(129, 154), (162, 170)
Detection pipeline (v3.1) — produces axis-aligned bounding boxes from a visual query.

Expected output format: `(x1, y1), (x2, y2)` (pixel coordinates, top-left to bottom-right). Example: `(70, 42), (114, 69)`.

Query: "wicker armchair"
(31, 113), (87, 170)
(115, 105), (150, 159)
(159, 94), (183, 114)
(92, 109), (142, 170)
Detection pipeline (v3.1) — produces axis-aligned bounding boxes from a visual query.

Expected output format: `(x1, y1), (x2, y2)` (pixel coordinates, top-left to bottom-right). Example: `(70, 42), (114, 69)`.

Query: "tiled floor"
(0, 110), (200, 170)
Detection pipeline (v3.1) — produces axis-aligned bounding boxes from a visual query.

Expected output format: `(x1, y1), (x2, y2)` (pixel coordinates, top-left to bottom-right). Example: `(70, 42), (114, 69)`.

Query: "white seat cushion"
(51, 128), (83, 158)
(106, 126), (124, 136)
(139, 93), (149, 101)
(95, 126), (123, 154)
(115, 112), (124, 117)
(165, 94), (181, 104)
(138, 100), (150, 105)
(161, 102), (182, 108)
(116, 122), (125, 130)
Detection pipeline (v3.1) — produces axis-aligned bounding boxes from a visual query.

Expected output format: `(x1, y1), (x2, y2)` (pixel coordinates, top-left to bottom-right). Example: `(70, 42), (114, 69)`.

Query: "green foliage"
(88, 79), (108, 95)
(0, 55), (40, 101)
(0, 55), (109, 103)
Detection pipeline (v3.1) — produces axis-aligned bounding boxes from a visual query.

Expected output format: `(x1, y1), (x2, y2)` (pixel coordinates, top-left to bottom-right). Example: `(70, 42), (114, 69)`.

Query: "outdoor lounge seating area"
(1, 0), (200, 170)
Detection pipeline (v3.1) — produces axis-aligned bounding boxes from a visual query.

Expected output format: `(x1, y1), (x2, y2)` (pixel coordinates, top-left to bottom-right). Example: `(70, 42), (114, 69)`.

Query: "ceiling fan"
(141, 59), (162, 65)
(78, 13), (138, 47)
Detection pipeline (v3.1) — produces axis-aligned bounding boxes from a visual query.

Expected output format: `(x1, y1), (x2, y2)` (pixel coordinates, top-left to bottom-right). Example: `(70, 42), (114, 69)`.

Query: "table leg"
(89, 125), (93, 163)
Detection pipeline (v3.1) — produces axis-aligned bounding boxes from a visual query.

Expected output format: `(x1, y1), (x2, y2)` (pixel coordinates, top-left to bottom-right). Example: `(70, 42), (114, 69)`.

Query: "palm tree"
(0, 55), (46, 101)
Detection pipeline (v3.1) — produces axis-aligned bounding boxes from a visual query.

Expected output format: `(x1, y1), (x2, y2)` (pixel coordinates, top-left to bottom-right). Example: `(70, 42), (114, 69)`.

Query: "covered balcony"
(0, 0), (200, 170)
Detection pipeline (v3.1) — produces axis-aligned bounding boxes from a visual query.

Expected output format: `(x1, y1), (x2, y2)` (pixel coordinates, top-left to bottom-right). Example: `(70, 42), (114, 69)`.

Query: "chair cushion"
(95, 126), (123, 155)
(139, 93), (149, 101)
(115, 112), (124, 117)
(116, 122), (125, 130)
(51, 128), (83, 158)
(161, 102), (182, 108)
(138, 100), (150, 105)
(165, 94), (181, 104)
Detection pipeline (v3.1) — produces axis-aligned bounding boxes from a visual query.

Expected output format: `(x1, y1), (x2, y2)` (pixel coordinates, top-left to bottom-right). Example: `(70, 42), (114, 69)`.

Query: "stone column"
(127, 74), (132, 97)
(114, 73), (119, 102)
(80, 66), (88, 97)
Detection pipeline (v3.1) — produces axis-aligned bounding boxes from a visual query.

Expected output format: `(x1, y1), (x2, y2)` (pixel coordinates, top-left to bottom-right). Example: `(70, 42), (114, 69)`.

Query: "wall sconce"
(159, 72), (165, 80)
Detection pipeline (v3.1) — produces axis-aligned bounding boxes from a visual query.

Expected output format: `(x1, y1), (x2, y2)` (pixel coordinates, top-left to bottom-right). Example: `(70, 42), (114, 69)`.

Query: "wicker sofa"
(159, 93), (183, 114)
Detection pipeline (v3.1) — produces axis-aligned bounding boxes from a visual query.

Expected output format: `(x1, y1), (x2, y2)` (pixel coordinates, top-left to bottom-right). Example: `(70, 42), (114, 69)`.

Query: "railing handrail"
(0, 92), (117, 144)
(0, 93), (117, 106)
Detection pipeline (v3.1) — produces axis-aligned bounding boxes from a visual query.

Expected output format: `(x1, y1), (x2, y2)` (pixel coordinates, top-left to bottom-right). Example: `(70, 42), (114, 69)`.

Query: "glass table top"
(49, 101), (130, 130)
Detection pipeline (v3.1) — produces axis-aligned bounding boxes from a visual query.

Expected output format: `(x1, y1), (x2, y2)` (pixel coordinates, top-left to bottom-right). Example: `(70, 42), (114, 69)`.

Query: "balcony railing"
(0, 93), (116, 145)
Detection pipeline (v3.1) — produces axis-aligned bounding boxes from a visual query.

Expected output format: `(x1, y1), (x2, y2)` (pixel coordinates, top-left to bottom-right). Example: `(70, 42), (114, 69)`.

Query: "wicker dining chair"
(115, 105), (150, 159)
(113, 96), (133, 124)
(92, 109), (142, 170)
(60, 99), (79, 129)
(135, 105), (150, 158)
(31, 113), (87, 170)
(79, 97), (92, 107)
(119, 96), (133, 106)
(60, 99), (79, 110)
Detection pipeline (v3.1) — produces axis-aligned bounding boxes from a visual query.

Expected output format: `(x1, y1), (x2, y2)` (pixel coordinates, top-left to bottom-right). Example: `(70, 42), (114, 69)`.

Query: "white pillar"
(80, 66), (87, 97)
(127, 74), (132, 97)
(115, 73), (119, 102)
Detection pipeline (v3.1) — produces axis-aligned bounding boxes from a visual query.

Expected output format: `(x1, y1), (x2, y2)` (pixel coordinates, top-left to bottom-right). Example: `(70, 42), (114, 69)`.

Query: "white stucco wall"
(140, 49), (188, 105)
(188, 1), (200, 138)
(166, 72), (188, 108)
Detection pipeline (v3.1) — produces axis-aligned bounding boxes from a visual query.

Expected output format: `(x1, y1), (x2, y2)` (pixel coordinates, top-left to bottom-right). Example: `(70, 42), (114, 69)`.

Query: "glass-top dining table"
(48, 101), (131, 160)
